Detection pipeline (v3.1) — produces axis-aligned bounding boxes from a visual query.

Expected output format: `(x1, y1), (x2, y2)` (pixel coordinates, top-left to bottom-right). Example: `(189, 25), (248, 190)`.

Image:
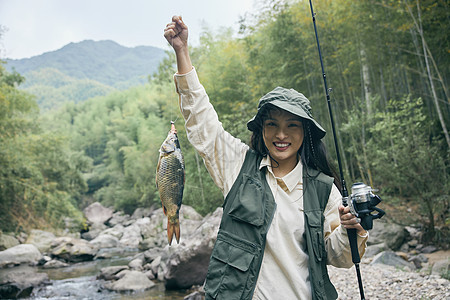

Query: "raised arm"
(163, 15), (193, 74)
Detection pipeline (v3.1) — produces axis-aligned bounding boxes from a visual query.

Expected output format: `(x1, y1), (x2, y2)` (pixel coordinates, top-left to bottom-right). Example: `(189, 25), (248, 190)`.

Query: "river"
(23, 250), (191, 300)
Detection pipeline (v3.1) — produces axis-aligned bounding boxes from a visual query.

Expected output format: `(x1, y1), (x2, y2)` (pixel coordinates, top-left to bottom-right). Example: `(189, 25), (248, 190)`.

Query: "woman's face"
(263, 109), (304, 172)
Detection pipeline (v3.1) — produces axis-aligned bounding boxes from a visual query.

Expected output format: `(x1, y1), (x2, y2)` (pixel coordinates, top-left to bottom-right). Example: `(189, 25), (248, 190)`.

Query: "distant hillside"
(5, 40), (167, 110)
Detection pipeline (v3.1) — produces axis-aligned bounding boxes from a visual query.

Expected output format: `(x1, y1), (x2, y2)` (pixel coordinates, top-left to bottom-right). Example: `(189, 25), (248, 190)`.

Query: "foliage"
(342, 95), (449, 245)
(0, 64), (85, 232)
(23, 68), (116, 111)
(1, 0), (449, 246)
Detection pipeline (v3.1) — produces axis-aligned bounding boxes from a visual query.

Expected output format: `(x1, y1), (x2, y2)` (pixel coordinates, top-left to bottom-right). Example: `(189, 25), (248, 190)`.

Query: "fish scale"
(156, 122), (185, 245)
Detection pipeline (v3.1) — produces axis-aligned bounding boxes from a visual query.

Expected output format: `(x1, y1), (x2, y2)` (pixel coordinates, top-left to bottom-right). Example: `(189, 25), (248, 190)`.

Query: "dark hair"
(250, 105), (341, 190)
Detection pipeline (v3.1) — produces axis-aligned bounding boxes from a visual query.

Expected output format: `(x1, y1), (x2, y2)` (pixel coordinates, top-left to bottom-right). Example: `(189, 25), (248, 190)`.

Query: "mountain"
(4, 40), (167, 110)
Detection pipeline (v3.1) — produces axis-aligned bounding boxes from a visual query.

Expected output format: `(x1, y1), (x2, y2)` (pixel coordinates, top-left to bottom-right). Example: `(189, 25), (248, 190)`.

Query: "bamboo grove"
(0, 0), (448, 245)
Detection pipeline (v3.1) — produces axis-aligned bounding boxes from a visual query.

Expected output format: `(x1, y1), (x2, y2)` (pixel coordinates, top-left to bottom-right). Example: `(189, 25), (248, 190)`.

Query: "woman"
(164, 16), (368, 300)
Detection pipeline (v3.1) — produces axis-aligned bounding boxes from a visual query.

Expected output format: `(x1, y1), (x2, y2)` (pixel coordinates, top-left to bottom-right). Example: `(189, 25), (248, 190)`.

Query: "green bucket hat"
(247, 87), (326, 139)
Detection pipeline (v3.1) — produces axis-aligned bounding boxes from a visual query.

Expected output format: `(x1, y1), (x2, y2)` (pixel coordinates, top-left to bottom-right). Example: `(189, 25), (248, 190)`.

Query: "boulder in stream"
(83, 202), (114, 225)
(164, 207), (222, 289)
(25, 230), (56, 254)
(89, 233), (120, 248)
(97, 265), (130, 281)
(0, 244), (42, 268)
(104, 270), (155, 292)
(0, 233), (19, 251)
(0, 266), (48, 299)
(50, 237), (98, 262)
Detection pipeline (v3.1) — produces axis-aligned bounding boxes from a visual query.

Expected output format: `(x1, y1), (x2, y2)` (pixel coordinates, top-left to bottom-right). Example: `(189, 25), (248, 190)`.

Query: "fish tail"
(167, 219), (180, 246)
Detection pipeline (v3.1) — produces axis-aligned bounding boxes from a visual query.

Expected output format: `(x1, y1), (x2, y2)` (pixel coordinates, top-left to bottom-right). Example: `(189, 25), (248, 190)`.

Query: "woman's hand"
(338, 205), (367, 235)
(163, 15), (192, 74)
(164, 15), (188, 53)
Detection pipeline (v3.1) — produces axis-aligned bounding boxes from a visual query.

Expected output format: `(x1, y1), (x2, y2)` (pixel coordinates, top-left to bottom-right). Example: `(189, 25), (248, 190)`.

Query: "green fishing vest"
(204, 150), (338, 300)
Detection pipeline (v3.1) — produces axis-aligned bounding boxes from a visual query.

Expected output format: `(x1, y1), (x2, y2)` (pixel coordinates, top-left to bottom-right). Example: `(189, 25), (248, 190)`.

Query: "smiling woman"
(164, 15), (369, 300)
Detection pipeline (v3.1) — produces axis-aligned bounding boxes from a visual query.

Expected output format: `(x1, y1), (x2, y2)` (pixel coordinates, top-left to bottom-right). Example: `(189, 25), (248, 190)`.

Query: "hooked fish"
(156, 122), (185, 245)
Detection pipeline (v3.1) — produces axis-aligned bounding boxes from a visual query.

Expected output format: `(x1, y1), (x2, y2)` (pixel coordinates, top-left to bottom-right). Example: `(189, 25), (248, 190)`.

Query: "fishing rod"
(308, 1), (385, 299)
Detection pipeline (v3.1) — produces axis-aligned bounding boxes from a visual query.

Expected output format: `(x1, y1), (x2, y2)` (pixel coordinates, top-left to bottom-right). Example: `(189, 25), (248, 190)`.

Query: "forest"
(0, 0), (448, 247)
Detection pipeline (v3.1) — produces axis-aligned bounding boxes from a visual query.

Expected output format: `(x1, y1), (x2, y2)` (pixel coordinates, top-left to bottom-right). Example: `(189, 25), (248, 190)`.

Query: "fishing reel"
(343, 182), (385, 230)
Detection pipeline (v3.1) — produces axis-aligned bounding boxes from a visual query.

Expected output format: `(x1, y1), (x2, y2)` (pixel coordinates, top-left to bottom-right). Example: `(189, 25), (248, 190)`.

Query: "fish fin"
(155, 159), (161, 188)
(174, 223), (180, 244)
(167, 220), (180, 246)
(167, 220), (174, 246)
(162, 206), (167, 216)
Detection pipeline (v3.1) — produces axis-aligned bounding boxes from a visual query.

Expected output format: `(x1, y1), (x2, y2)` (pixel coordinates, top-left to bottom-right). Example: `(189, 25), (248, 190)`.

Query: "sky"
(0, 0), (257, 59)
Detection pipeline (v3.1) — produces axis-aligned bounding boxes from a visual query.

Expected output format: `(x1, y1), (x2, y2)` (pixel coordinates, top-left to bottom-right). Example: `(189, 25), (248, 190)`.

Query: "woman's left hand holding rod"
(338, 205), (367, 235)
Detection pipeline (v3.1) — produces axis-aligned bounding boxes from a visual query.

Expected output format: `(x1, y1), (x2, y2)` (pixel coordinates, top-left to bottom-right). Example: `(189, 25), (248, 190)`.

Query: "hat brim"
(247, 100), (326, 139)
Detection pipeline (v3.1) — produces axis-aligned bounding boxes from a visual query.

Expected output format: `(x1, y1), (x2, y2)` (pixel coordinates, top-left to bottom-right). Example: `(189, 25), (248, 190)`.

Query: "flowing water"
(22, 250), (190, 300)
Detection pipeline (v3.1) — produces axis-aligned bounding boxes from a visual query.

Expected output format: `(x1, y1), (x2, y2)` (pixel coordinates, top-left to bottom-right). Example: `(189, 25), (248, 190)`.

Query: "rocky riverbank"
(329, 258), (449, 299)
(0, 202), (448, 299)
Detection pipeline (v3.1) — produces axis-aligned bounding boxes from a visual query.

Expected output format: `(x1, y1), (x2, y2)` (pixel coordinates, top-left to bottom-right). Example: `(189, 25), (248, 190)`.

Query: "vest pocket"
(204, 232), (256, 299)
(228, 173), (264, 226)
(305, 209), (325, 262)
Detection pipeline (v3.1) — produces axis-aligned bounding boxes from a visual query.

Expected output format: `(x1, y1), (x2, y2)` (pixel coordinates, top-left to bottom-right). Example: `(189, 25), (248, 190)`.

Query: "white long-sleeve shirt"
(174, 67), (368, 300)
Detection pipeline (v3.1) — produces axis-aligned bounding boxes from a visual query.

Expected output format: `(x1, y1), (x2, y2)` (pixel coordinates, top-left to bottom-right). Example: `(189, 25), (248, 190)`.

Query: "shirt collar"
(259, 155), (303, 192)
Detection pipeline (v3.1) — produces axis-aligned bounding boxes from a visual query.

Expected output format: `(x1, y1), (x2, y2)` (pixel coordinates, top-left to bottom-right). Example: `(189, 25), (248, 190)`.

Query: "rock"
(364, 243), (386, 258)
(16, 233), (27, 244)
(138, 206), (204, 250)
(107, 211), (131, 227)
(94, 247), (128, 260)
(164, 207), (222, 289)
(104, 270), (155, 292)
(81, 223), (108, 241)
(119, 224), (142, 248)
(132, 207), (154, 219)
(129, 258), (144, 270)
(101, 224), (124, 240)
(83, 202), (114, 225)
(370, 251), (416, 270)
(50, 237), (98, 262)
(431, 259), (450, 277)
(157, 260), (167, 281)
(184, 290), (206, 300)
(135, 217), (151, 241)
(115, 269), (130, 280)
(42, 259), (69, 269)
(180, 205), (204, 221)
(97, 265), (129, 280)
(144, 270), (155, 280)
(39, 255), (52, 266)
(407, 239), (419, 248)
(0, 266), (48, 299)
(139, 209), (166, 244)
(143, 248), (164, 263)
(0, 233), (19, 251)
(408, 254), (428, 269)
(25, 230), (56, 253)
(0, 244), (42, 268)
(421, 245), (438, 254)
(328, 263), (450, 299)
(89, 234), (120, 248)
(369, 221), (410, 250)
(150, 256), (162, 275)
(396, 251), (409, 260)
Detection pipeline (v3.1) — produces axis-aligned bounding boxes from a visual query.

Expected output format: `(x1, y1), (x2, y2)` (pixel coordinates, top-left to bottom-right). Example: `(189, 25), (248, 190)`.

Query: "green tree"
(0, 63), (85, 232)
(343, 95), (449, 245)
